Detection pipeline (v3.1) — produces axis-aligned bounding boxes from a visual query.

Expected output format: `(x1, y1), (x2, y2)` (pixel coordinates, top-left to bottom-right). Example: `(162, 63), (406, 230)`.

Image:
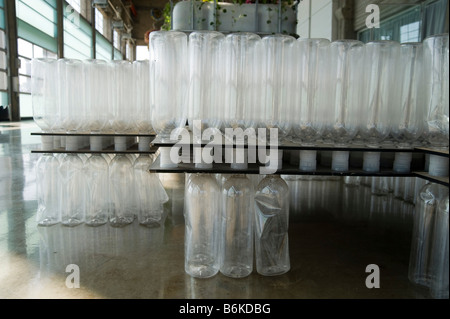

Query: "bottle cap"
(41, 136), (54, 151)
(265, 149), (283, 170)
(393, 152), (412, 173)
(363, 151), (380, 172)
(114, 136), (127, 152)
(53, 136), (61, 149)
(65, 136), (79, 151)
(90, 136), (103, 151)
(159, 147), (178, 168)
(299, 150), (317, 172)
(231, 148), (248, 170)
(138, 136), (152, 152)
(332, 151), (349, 171)
(428, 154), (449, 177)
(193, 147), (213, 169)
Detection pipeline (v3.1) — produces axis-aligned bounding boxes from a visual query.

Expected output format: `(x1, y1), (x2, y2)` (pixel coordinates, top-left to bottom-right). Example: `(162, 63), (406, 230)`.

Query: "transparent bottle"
(149, 31), (188, 141)
(133, 60), (153, 135)
(188, 31), (225, 142)
(85, 136), (109, 226)
(135, 137), (169, 227)
(31, 58), (59, 134)
(423, 34), (449, 148)
(109, 137), (135, 227)
(111, 60), (135, 134)
(36, 152), (61, 226)
(391, 42), (425, 148)
(292, 38), (330, 146)
(222, 32), (261, 140)
(361, 41), (401, 147)
(430, 194), (449, 299)
(260, 34), (296, 142)
(254, 175), (290, 276)
(57, 58), (86, 133)
(220, 174), (254, 278)
(83, 59), (111, 134)
(184, 173), (221, 278)
(326, 40), (365, 147)
(59, 137), (86, 226)
(409, 183), (448, 287)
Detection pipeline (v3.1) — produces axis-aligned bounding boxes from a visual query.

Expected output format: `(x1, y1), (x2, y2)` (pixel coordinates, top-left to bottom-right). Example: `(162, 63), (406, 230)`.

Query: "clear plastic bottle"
(222, 32), (261, 139)
(260, 34), (296, 142)
(57, 58), (86, 133)
(361, 41), (401, 147)
(292, 38), (330, 146)
(31, 58), (59, 134)
(134, 137), (169, 227)
(326, 40), (365, 147)
(111, 60), (135, 134)
(149, 31), (188, 141)
(188, 31), (225, 141)
(109, 137), (135, 227)
(430, 194), (449, 299)
(409, 183), (448, 287)
(254, 175), (290, 276)
(220, 174), (254, 278)
(391, 42), (425, 148)
(133, 60), (153, 135)
(36, 152), (61, 226)
(184, 173), (221, 278)
(83, 59), (111, 134)
(423, 34), (449, 149)
(85, 136), (109, 226)
(59, 137), (85, 226)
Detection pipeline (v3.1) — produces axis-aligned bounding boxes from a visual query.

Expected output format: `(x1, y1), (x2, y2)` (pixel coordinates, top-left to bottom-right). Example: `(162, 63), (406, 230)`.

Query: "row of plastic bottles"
(151, 31), (449, 149)
(409, 183), (449, 299)
(32, 32), (449, 151)
(36, 136), (169, 227)
(184, 173), (290, 278)
(31, 58), (152, 135)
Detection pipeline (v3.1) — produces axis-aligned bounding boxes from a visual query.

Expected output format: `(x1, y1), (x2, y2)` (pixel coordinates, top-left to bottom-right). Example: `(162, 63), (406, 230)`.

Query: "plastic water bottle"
(85, 136), (109, 226)
(430, 194), (449, 299)
(220, 174), (254, 278)
(59, 136), (85, 226)
(409, 183), (448, 287)
(35, 137), (60, 226)
(254, 175), (290, 276)
(184, 173), (221, 278)
(134, 137), (169, 227)
(109, 137), (135, 227)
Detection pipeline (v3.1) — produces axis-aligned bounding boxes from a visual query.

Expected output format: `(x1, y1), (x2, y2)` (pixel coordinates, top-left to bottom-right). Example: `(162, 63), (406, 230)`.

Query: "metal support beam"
(4, 0), (20, 121)
(57, 0), (64, 58)
(92, 4), (96, 59)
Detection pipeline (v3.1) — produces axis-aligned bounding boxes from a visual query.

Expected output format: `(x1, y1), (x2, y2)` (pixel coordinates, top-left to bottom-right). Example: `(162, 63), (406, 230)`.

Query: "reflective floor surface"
(0, 121), (432, 299)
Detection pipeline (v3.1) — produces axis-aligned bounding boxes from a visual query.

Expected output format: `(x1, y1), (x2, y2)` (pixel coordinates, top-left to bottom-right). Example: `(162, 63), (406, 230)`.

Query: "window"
(66, 0), (80, 14)
(358, 6), (421, 43)
(113, 29), (120, 49)
(95, 8), (104, 35)
(17, 38), (56, 117)
(15, 0), (58, 52)
(0, 0), (7, 106)
(96, 31), (112, 61)
(400, 21), (420, 43)
(135, 46), (149, 61)
(64, 1), (92, 59)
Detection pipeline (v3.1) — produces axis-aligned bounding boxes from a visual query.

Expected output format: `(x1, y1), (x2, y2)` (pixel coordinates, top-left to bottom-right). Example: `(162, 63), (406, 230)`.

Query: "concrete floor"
(0, 121), (432, 299)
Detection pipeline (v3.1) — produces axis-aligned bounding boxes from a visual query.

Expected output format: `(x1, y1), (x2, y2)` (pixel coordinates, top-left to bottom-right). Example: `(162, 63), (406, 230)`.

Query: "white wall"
(297, 0), (339, 40)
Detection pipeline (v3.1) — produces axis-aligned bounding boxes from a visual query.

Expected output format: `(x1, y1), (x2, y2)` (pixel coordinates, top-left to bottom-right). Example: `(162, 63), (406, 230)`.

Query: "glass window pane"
(19, 75), (31, 94)
(18, 57), (31, 75)
(0, 71), (7, 91)
(18, 38), (33, 59)
(95, 8), (104, 34)
(19, 93), (32, 117)
(0, 50), (6, 69)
